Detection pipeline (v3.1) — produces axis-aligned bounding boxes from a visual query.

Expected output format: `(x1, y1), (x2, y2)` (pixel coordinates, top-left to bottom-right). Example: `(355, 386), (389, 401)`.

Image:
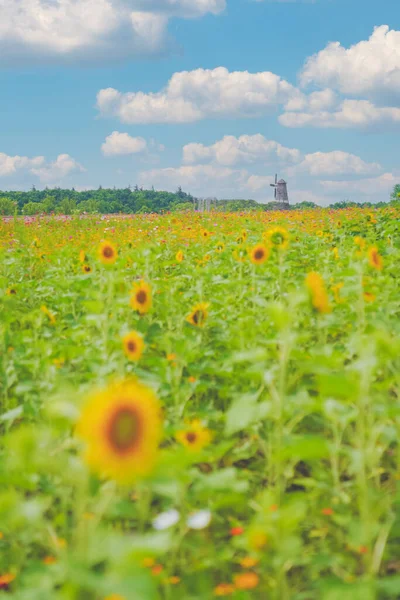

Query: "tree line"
(0, 184), (399, 215)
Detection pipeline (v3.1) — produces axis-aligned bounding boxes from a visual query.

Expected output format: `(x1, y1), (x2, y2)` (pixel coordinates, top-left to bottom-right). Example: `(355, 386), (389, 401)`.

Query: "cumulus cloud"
(280, 99), (400, 131)
(96, 67), (300, 124)
(101, 131), (148, 156)
(138, 164), (250, 195)
(183, 134), (301, 166)
(0, 152), (45, 177)
(300, 25), (400, 103)
(288, 150), (382, 177)
(319, 172), (398, 196)
(0, 0), (225, 64)
(0, 151), (85, 183)
(31, 154), (85, 183)
(245, 175), (274, 192)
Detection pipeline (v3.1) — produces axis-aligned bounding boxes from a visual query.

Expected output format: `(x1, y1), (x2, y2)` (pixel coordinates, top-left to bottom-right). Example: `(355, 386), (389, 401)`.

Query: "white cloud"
(300, 25), (400, 102)
(319, 173), (398, 196)
(284, 88), (338, 112)
(139, 164), (250, 195)
(101, 131), (148, 156)
(245, 175), (274, 192)
(0, 152), (45, 177)
(183, 134), (301, 166)
(31, 154), (85, 183)
(0, 151), (85, 183)
(0, 0), (225, 63)
(97, 67), (300, 124)
(279, 99), (400, 131)
(288, 150), (382, 177)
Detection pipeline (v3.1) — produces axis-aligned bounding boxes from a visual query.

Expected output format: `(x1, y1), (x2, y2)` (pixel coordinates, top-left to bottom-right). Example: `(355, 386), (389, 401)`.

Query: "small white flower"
(152, 509), (180, 531)
(186, 509), (212, 530)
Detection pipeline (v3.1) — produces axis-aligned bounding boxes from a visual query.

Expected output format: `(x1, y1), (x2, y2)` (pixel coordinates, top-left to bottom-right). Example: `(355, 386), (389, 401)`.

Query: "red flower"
(230, 527), (244, 536)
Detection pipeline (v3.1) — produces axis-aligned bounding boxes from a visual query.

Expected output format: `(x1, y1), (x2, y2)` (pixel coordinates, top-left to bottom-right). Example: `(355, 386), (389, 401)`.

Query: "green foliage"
(1, 208), (400, 599)
(22, 201), (45, 215)
(390, 184), (400, 202)
(0, 196), (17, 215)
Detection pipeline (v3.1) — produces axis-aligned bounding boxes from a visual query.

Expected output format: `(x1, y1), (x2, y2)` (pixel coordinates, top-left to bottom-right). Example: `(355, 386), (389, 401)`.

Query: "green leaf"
(0, 405), (23, 423)
(281, 435), (330, 461)
(225, 389), (264, 435)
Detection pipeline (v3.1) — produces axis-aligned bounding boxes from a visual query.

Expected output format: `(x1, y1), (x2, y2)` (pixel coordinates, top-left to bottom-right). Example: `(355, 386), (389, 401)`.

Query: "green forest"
(0, 184), (399, 215)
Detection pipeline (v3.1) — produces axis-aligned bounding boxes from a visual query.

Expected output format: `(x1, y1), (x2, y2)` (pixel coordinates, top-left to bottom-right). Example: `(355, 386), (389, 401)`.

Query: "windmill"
(270, 174), (289, 208)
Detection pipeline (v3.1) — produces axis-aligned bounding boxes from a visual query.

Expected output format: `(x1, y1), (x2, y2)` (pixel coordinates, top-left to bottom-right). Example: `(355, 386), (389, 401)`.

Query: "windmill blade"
(275, 173), (277, 185)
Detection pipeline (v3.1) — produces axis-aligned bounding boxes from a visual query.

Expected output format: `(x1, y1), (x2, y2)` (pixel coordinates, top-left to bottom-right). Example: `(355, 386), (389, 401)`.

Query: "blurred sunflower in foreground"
(76, 380), (162, 484)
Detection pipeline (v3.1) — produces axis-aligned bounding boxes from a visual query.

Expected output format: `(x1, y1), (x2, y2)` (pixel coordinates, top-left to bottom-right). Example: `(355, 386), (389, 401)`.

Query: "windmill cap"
(278, 179), (286, 183)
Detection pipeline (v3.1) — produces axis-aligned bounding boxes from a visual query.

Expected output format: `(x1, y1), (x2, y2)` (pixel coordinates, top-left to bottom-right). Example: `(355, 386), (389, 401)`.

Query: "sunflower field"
(1, 207), (400, 600)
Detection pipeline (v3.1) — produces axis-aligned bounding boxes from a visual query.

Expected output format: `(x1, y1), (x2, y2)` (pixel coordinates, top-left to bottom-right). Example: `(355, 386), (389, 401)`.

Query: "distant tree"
(42, 195), (56, 214)
(137, 205), (151, 213)
(293, 201), (318, 209)
(390, 184), (400, 201)
(0, 197), (17, 215)
(78, 199), (100, 214)
(172, 202), (193, 212)
(23, 202), (45, 215)
(56, 198), (77, 215)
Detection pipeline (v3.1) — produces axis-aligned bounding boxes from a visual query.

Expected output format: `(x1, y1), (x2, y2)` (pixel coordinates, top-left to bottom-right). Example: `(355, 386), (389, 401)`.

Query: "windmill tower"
(270, 174), (289, 209)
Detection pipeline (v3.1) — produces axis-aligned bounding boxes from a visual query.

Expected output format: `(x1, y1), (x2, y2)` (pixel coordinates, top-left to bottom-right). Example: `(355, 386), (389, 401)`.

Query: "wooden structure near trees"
(270, 174), (290, 209)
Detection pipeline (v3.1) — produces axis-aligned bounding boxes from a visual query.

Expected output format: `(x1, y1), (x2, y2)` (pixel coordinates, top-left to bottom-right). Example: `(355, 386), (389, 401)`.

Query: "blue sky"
(0, 0), (399, 205)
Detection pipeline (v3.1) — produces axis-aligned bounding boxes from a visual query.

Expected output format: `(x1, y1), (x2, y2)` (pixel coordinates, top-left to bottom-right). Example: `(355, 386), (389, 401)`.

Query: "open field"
(1, 207), (400, 600)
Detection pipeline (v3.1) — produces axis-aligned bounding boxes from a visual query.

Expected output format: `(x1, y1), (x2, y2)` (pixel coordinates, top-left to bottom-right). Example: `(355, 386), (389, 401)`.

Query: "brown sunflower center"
(127, 341), (137, 353)
(254, 249), (264, 260)
(186, 432), (197, 444)
(84, 266), (91, 272)
(192, 310), (204, 325)
(107, 407), (140, 453)
(10, 289), (16, 294)
(136, 290), (147, 304)
(103, 246), (114, 258)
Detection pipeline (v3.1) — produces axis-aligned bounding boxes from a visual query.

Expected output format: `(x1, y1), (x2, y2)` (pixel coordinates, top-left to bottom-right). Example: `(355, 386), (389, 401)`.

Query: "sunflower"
(0, 573), (15, 590)
(6, 287), (17, 296)
(363, 291), (376, 303)
(201, 229), (210, 239)
(98, 241), (117, 265)
(264, 226), (289, 249)
(130, 281), (152, 314)
(215, 241), (225, 253)
(82, 264), (92, 274)
(176, 250), (184, 262)
(122, 331), (144, 361)
(76, 379), (162, 484)
(176, 419), (211, 452)
(250, 244), (269, 265)
(186, 302), (209, 327)
(368, 246), (383, 270)
(305, 272), (331, 314)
